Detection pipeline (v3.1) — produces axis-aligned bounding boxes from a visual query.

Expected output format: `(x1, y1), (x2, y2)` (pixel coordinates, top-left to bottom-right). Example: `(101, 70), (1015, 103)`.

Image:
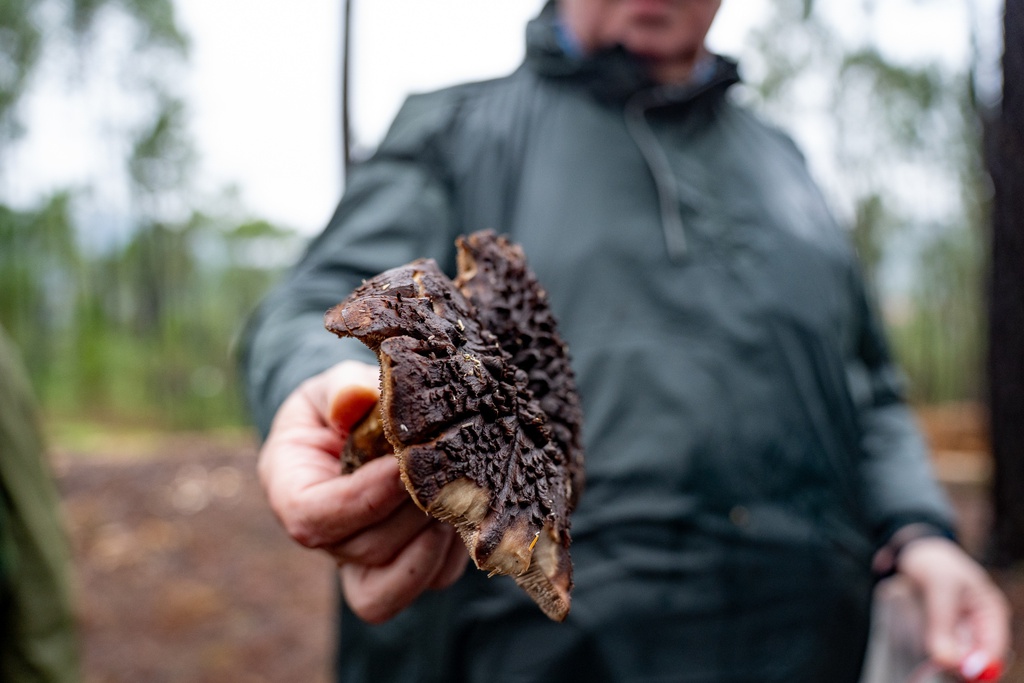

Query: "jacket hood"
(524, 0), (741, 105)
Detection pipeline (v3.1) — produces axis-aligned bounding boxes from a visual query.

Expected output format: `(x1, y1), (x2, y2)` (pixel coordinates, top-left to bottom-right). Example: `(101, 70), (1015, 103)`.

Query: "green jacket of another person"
(242, 3), (955, 680)
(0, 325), (79, 683)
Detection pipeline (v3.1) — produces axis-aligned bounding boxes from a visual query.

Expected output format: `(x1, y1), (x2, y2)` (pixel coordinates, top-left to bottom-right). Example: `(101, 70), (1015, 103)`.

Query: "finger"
(258, 379), (355, 497)
(966, 582), (1012, 663)
(429, 527), (469, 590)
(328, 499), (432, 566)
(267, 454), (409, 549)
(329, 383), (380, 434)
(922, 577), (964, 668)
(270, 360), (379, 437)
(257, 361), (401, 552)
(340, 523), (453, 624)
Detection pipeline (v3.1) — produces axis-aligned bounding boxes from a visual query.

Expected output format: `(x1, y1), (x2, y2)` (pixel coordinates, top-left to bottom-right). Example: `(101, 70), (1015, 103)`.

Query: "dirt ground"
(53, 430), (336, 683)
(50, 405), (1024, 682)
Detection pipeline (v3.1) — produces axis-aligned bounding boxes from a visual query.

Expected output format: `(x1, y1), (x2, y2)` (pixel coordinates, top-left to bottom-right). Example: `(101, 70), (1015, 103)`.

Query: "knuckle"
(344, 583), (393, 625)
(360, 490), (388, 519)
(334, 359), (378, 384)
(283, 517), (318, 549)
(337, 536), (388, 566)
(296, 372), (322, 395)
(280, 502), (325, 549)
(335, 359), (361, 375)
(341, 483), (390, 525)
(352, 600), (391, 625)
(359, 542), (396, 567)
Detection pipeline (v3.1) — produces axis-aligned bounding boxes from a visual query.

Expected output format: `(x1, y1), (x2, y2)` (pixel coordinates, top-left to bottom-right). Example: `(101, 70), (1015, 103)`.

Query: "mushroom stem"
(340, 400), (392, 473)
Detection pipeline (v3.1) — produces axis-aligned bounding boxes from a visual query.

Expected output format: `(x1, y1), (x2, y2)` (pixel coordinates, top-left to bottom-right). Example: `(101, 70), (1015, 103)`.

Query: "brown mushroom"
(323, 231), (583, 622)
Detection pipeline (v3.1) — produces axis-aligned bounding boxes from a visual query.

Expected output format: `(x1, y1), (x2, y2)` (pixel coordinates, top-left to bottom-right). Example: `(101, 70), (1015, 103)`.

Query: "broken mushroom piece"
(323, 231), (583, 622)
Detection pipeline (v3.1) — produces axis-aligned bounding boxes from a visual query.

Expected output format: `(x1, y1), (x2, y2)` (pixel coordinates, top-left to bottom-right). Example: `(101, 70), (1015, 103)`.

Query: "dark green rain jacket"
(242, 4), (955, 681)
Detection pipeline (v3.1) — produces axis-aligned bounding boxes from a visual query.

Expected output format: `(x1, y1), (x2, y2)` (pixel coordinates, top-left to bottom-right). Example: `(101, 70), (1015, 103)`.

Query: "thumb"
(330, 383), (380, 433)
(314, 361), (381, 433)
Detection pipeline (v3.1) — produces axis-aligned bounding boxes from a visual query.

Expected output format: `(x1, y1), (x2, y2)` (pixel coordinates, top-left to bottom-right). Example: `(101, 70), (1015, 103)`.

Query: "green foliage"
(2, 0), (186, 144)
(115, 0), (188, 52)
(129, 96), (194, 196)
(851, 193), (891, 291)
(0, 0), (992, 430)
(0, 0), (43, 140)
(839, 48), (944, 148)
(746, 0), (988, 404)
(891, 224), (985, 402)
(69, 0), (187, 51)
(887, 68), (989, 404)
(0, 0), (298, 430)
(0, 193), (78, 380)
(0, 197), (302, 428)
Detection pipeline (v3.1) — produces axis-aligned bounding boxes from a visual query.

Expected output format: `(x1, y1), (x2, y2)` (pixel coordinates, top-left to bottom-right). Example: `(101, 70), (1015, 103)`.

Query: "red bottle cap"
(960, 651), (1003, 682)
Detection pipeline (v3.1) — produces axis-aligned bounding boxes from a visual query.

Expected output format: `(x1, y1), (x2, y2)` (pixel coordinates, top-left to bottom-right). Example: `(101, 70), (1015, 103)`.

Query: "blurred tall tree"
(0, 193), (78, 382)
(989, 0), (1024, 565)
(342, 0), (352, 174)
(0, 0), (43, 145)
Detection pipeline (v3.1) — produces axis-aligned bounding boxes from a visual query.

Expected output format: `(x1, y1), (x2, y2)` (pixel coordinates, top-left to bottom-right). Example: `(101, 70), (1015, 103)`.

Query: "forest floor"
(49, 403), (1024, 683)
(53, 428), (335, 683)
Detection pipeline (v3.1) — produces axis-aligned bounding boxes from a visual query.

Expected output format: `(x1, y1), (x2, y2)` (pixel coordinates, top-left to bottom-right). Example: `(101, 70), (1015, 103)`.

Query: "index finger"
(307, 360), (382, 434)
(262, 427), (409, 549)
(260, 362), (409, 548)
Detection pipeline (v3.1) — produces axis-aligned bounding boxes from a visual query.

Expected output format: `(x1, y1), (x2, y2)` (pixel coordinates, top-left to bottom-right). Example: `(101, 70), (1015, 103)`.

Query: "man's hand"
(258, 360), (468, 624)
(897, 536), (1011, 675)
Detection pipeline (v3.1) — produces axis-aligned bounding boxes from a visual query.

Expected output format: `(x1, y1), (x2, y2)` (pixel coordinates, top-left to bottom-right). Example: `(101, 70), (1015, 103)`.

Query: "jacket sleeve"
(240, 93), (464, 438)
(845, 266), (958, 547)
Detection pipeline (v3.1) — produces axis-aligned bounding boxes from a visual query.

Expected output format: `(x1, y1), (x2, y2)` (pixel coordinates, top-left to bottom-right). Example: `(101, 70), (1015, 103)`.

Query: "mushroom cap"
(324, 231), (583, 621)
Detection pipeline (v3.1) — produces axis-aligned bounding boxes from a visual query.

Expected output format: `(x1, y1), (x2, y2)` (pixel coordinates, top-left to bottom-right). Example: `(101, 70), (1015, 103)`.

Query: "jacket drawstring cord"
(624, 90), (688, 261)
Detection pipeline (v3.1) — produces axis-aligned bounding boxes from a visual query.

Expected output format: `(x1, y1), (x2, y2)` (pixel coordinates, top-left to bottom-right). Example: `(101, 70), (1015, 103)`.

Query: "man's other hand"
(898, 536), (1011, 675)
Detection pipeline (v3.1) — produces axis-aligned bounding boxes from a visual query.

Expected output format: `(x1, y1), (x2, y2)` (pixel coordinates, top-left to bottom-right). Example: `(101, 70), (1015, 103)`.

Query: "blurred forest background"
(3, 0), (1021, 681)
(0, 0), (1000, 431)
(0, 0), (304, 430)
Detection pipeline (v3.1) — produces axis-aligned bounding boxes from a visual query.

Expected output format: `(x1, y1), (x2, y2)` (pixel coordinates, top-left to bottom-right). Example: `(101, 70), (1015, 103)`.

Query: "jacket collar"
(524, 0), (741, 106)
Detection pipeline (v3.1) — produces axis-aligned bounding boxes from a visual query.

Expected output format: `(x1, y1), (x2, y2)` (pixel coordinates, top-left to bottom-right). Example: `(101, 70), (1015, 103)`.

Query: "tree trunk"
(988, 0), (1024, 566)
(341, 0), (352, 179)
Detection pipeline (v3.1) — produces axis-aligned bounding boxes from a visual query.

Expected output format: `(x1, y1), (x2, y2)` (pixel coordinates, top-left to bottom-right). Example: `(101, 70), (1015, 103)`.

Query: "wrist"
(872, 522), (956, 579)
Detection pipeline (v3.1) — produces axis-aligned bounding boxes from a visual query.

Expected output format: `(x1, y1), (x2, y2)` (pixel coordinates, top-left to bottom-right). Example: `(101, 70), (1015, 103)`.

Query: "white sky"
(4, 0), (1004, 238)
(172, 0), (769, 234)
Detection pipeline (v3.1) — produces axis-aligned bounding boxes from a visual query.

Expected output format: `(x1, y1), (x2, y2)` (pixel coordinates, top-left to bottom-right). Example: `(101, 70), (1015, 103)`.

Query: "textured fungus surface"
(323, 231), (583, 621)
